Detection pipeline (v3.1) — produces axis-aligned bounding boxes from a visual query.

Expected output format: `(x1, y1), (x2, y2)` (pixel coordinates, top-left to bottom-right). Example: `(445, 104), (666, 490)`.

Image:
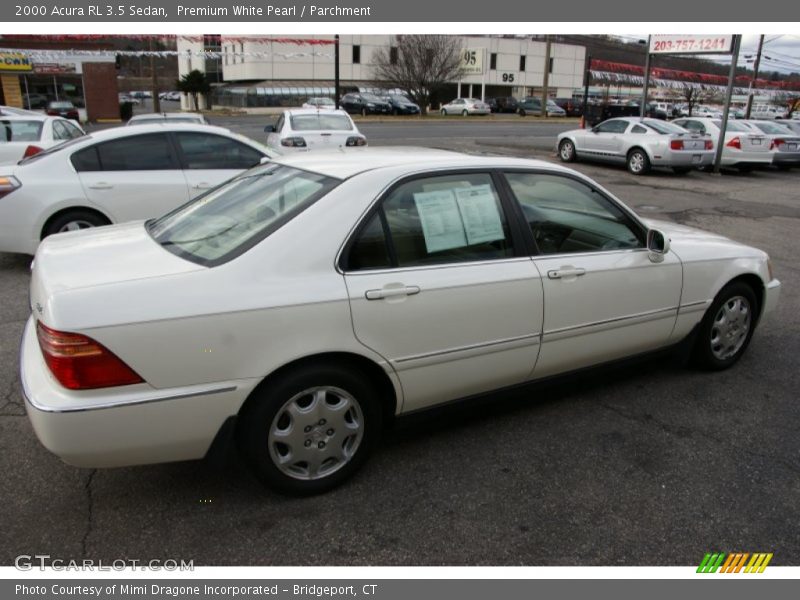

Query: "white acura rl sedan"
(21, 149), (780, 495)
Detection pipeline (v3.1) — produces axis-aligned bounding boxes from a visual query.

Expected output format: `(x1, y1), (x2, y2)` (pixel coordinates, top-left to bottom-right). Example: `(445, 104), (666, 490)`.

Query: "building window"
(353, 45), (361, 64)
(203, 34), (222, 83)
(490, 53), (497, 70)
(520, 55), (526, 71)
(390, 46), (398, 65)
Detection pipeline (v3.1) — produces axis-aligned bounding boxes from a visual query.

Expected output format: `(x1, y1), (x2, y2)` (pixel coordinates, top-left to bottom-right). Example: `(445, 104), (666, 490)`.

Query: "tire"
(237, 363), (382, 495)
(441, 109), (447, 116)
(775, 164), (791, 171)
(43, 209), (110, 239)
(627, 148), (651, 175)
(672, 167), (692, 175)
(518, 108), (526, 117)
(558, 139), (576, 163)
(462, 109), (469, 117)
(692, 281), (758, 371)
(361, 107), (368, 117)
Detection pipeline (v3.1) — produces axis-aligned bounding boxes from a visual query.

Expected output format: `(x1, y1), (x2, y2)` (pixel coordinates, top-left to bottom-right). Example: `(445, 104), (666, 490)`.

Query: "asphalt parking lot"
(1, 118), (798, 566)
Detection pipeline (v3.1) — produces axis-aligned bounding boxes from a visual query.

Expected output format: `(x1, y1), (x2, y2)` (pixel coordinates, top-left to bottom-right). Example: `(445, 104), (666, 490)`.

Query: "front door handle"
(548, 268), (586, 279)
(365, 286), (421, 300)
(191, 182), (212, 190)
(88, 182), (113, 190)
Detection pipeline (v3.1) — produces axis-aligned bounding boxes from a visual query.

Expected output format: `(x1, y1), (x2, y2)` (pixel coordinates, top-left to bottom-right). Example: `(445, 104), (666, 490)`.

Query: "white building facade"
(177, 35), (586, 110)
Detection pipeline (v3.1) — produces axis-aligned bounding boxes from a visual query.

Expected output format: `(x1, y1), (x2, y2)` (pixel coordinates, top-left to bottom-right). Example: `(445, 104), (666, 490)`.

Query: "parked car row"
(557, 116), (800, 175)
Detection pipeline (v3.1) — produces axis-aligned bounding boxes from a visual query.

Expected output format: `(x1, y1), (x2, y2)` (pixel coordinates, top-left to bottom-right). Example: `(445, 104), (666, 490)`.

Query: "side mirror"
(259, 156), (271, 165)
(263, 125), (275, 133)
(647, 228), (670, 263)
(590, 127), (599, 133)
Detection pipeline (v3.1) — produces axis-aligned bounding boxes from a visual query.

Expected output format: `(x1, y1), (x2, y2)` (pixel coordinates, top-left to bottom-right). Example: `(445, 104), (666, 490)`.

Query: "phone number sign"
(649, 35), (734, 54)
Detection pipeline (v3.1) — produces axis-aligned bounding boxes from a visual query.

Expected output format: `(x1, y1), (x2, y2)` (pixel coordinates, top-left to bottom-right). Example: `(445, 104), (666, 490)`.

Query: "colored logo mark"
(697, 552), (773, 573)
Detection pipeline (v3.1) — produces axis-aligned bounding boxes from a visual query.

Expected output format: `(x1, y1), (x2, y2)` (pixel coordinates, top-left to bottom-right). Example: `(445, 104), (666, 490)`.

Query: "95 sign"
(649, 34), (734, 55)
(461, 48), (485, 75)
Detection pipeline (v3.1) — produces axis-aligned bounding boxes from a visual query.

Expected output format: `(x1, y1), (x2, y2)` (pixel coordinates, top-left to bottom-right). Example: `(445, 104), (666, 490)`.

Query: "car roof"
(84, 123), (235, 141)
(284, 108), (350, 116)
(0, 114), (59, 123)
(129, 113), (203, 120)
(271, 147), (576, 180)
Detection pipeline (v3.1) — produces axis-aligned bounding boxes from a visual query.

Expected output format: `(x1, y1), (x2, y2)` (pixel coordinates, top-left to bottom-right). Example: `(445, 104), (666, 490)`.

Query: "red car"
(46, 101), (79, 122)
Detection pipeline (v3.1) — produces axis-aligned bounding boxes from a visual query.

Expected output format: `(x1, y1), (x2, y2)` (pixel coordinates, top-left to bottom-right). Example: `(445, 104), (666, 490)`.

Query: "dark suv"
(486, 96), (518, 114)
(554, 97), (583, 117)
(340, 93), (392, 116)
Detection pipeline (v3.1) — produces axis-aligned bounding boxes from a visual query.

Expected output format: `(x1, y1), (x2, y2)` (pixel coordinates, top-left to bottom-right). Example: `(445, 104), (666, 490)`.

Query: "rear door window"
(95, 133), (178, 170)
(175, 132), (264, 170)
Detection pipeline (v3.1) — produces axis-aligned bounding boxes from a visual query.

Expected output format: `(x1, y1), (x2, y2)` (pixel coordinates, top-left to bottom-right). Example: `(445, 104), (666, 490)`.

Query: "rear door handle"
(365, 286), (421, 300)
(88, 182), (113, 190)
(548, 268), (586, 279)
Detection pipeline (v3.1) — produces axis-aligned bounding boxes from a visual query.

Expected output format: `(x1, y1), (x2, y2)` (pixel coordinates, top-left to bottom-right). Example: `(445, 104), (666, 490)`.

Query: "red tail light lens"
(36, 321), (143, 390)
(670, 140), (684, 150)
(705, 140), (714, 150)
(23, 145), (44, 158)
(726, 137), (742, 149)
(770, 138), (785, 149)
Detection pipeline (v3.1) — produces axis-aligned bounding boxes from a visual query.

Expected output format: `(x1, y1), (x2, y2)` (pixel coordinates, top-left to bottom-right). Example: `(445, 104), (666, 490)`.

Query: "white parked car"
(127, 112), (209, 126)
(557, 117), (715, 175)
(20, 149), (780, 495)
(0, 104), (41, 117)
(441, 98), (491, 116)
(690, 106), (724, 119)
(672, 118), (774, 172)
(264, 109), (366, 154)
(737, 120), (800, 169)
(0, 114), (85, 164)
(0, 124), (273, 255)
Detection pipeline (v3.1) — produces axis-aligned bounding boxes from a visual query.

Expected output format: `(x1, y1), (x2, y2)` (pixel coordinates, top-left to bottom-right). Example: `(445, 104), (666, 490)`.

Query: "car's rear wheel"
(558, 139), (576, 162)
(43, 210), (110, 239)
(627, 148), (651, 175)
(692, 281), (758, 370)
(518, 108), (526, 117)
(441, 109), (447, 116)
(238, 364), (381, 495)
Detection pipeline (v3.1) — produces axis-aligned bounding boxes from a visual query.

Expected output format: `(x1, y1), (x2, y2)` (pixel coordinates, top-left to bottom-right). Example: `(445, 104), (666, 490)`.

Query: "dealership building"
(176, 35), (587, 110)
(0, 35), (120, 121)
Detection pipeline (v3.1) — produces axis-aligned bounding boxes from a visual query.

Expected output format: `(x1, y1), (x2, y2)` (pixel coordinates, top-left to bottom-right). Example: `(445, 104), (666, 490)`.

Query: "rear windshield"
(290, 114), (353, 131)
(148, 163), (339, 266)
(49, 102), (74, 109)
(1, 120), (43, 142)
(751, 121), (793, 135)
(711, 120), (750, 132)
(644, 120), (687, 134)
(17, 135), (90, 164)
(129, 116), (203, 125)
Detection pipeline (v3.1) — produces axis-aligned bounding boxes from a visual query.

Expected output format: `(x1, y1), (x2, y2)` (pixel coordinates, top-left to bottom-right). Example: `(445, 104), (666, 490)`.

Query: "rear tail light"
(770, 138), (785, 149)
(726, 137), (742, 149)
(705, 140), (714, 150)
(280, 137), (307, 148)
(345, 136), (367, 147)
(0, 175), (21, 199)
(23, 145), (44, 158)
(46, 109), (58, 116)
(36, 321), (143, 390)
(670, 140), (684, 150)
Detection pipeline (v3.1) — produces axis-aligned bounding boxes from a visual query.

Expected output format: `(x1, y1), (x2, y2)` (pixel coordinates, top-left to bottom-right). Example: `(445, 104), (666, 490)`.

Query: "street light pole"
(581, 53), (591, 128)
(713, 34), (741, 174)
(541, 35), (551, 119)
(334, 35), (340, 109)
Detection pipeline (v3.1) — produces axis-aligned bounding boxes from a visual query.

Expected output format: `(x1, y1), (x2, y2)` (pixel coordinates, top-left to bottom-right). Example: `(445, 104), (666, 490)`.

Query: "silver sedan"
(557, 117), (715, 175)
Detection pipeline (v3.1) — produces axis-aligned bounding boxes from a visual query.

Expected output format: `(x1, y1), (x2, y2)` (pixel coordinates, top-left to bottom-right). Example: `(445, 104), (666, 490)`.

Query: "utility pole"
(150, 37), (161, 113)
(640, 35), (651, 118)
(334, 35), (340, 109)
(745, 34), (764, 119)
(581, 53), (591, 128)
(540, 35), (551, 119)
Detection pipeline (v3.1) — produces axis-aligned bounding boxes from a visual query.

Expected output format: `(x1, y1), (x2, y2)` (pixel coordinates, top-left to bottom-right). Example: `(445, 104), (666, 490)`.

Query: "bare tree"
(371, 35), (465, 115)
(681, 85), (712, 116)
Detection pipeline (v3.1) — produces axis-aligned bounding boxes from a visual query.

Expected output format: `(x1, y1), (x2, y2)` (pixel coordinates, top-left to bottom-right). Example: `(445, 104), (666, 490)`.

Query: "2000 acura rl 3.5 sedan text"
(21, 149), (780, 495)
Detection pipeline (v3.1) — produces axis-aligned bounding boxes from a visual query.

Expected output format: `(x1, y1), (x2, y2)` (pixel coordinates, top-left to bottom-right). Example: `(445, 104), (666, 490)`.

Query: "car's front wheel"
(692, 281), (758, 370)
(462, 109), (469, 117)
(238, 364), (381, 495)
(43, 210), (110, 239)
(558, 139), (576, 162)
